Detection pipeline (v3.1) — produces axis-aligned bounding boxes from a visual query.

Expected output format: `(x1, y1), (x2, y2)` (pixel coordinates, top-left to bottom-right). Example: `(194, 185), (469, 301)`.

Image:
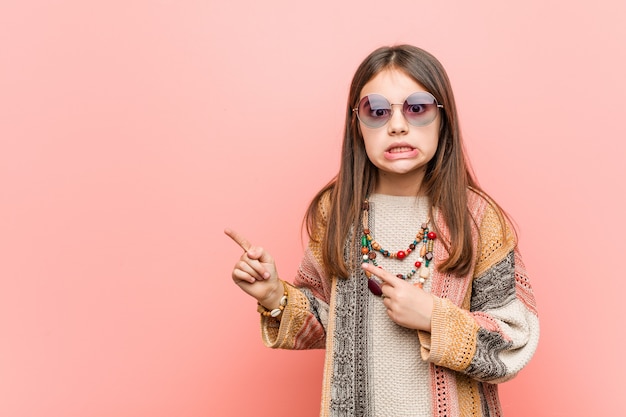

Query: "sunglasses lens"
(403, 92), (439, 126)
(357, 94), (391, 128)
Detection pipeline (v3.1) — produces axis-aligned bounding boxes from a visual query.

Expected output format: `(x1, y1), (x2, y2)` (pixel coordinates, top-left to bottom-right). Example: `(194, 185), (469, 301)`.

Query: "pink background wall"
(1, 1), (625, 416)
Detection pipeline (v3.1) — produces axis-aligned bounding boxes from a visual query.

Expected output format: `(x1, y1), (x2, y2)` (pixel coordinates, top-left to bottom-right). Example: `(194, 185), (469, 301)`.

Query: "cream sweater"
(367, 194), (432, 416)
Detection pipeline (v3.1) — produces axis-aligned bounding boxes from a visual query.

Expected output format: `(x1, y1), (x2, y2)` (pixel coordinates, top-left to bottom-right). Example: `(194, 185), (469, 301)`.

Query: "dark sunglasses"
(353, 92), (443, 128)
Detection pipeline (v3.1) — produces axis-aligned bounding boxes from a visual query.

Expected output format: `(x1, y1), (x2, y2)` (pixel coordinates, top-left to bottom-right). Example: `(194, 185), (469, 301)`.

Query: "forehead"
(360, 68), (428, 101)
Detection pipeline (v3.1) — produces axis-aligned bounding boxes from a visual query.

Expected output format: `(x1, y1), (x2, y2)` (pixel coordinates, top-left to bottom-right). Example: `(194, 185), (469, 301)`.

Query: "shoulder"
(467, 187), (494, 215)
(468, 188), (517, 276)
(318, 187), (333, 219)
(466, 187), (509, 231)
(310, 186), (333, 229)
(305, 185), (335, 242)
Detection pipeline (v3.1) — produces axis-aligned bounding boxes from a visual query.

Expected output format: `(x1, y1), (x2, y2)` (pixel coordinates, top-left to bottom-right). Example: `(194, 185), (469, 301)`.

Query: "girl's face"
(358, 68), (440, 195)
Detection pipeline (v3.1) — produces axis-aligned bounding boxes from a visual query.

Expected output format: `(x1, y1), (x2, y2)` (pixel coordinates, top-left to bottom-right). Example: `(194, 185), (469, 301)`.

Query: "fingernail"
(263, 272), (270, 279)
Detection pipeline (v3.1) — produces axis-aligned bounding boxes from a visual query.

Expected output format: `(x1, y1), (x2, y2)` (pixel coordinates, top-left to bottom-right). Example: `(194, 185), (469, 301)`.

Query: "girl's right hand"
(224, 228), (284, 310)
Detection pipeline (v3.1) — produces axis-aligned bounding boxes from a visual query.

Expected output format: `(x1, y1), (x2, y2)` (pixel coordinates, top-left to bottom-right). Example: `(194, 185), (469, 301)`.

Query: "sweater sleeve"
(260, 192), (332, 350)
(260, 247), (330, 350)
(419, 204), (539, 383)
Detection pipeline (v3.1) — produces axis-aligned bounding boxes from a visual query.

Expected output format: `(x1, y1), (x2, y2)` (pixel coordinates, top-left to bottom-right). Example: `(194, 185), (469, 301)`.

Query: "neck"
(374, 170), (426, 196)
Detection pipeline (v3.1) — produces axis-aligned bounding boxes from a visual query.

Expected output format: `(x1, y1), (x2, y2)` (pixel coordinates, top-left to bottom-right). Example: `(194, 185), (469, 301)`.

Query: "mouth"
(384, 144), (418, 160)
(387, 146), (415, 154)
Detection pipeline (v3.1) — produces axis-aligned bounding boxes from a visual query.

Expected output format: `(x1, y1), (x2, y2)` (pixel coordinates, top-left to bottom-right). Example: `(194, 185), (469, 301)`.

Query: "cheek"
(362, 141), (376, 163)
(353, 129), (374, 162)
(361, 132), (382, 159)
(361, 138), (384, 169)
(423, 126), (440, 155)
(425, 140), (439, 162)
(428, 134), (440, 154)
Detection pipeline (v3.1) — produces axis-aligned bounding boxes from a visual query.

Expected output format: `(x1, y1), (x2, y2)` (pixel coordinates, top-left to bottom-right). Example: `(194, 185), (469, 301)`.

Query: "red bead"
(414, 261), (422, 268)
(397, 250), (406, 260)
(427, 232), (437, 240)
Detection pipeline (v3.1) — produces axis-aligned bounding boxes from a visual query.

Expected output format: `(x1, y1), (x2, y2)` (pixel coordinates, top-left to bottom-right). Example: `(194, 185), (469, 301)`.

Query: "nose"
(387, 104), (408, 135)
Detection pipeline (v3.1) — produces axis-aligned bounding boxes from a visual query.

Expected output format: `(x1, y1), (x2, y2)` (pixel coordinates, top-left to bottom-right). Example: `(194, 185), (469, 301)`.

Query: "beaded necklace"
(360, 199), (437, 296)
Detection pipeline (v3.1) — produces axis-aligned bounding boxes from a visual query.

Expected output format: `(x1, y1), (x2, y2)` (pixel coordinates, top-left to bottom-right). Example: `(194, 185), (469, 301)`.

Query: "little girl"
(226, 44), (539, 417)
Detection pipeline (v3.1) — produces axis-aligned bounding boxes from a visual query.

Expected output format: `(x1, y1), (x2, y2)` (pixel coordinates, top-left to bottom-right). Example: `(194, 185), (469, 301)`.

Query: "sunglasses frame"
(353, 92), (444, 128)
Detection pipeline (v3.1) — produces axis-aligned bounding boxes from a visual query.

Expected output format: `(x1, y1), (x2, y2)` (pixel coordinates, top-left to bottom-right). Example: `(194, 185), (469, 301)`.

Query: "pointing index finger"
(361, 263), (398, 286)
(224, 228), (252, 252)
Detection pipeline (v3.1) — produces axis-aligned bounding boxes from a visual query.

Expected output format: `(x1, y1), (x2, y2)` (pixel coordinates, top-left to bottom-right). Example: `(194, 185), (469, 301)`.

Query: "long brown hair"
(305, 45), (503, 279)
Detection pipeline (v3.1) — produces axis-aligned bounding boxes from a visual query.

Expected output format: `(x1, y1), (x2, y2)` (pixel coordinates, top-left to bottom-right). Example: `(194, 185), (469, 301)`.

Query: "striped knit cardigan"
(260, 190), (539, 417)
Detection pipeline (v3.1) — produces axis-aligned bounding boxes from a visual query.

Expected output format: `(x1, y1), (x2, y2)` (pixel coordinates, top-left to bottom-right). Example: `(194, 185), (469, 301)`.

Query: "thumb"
(247, 246), (275, 265)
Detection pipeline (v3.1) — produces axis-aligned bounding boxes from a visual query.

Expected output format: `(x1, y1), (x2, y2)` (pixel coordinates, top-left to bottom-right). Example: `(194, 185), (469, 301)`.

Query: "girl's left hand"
(361, 263), (434, 331)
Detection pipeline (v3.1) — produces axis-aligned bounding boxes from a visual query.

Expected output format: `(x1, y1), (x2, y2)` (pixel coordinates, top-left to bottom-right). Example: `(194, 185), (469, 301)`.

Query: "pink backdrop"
(1, 1), (625, 416)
